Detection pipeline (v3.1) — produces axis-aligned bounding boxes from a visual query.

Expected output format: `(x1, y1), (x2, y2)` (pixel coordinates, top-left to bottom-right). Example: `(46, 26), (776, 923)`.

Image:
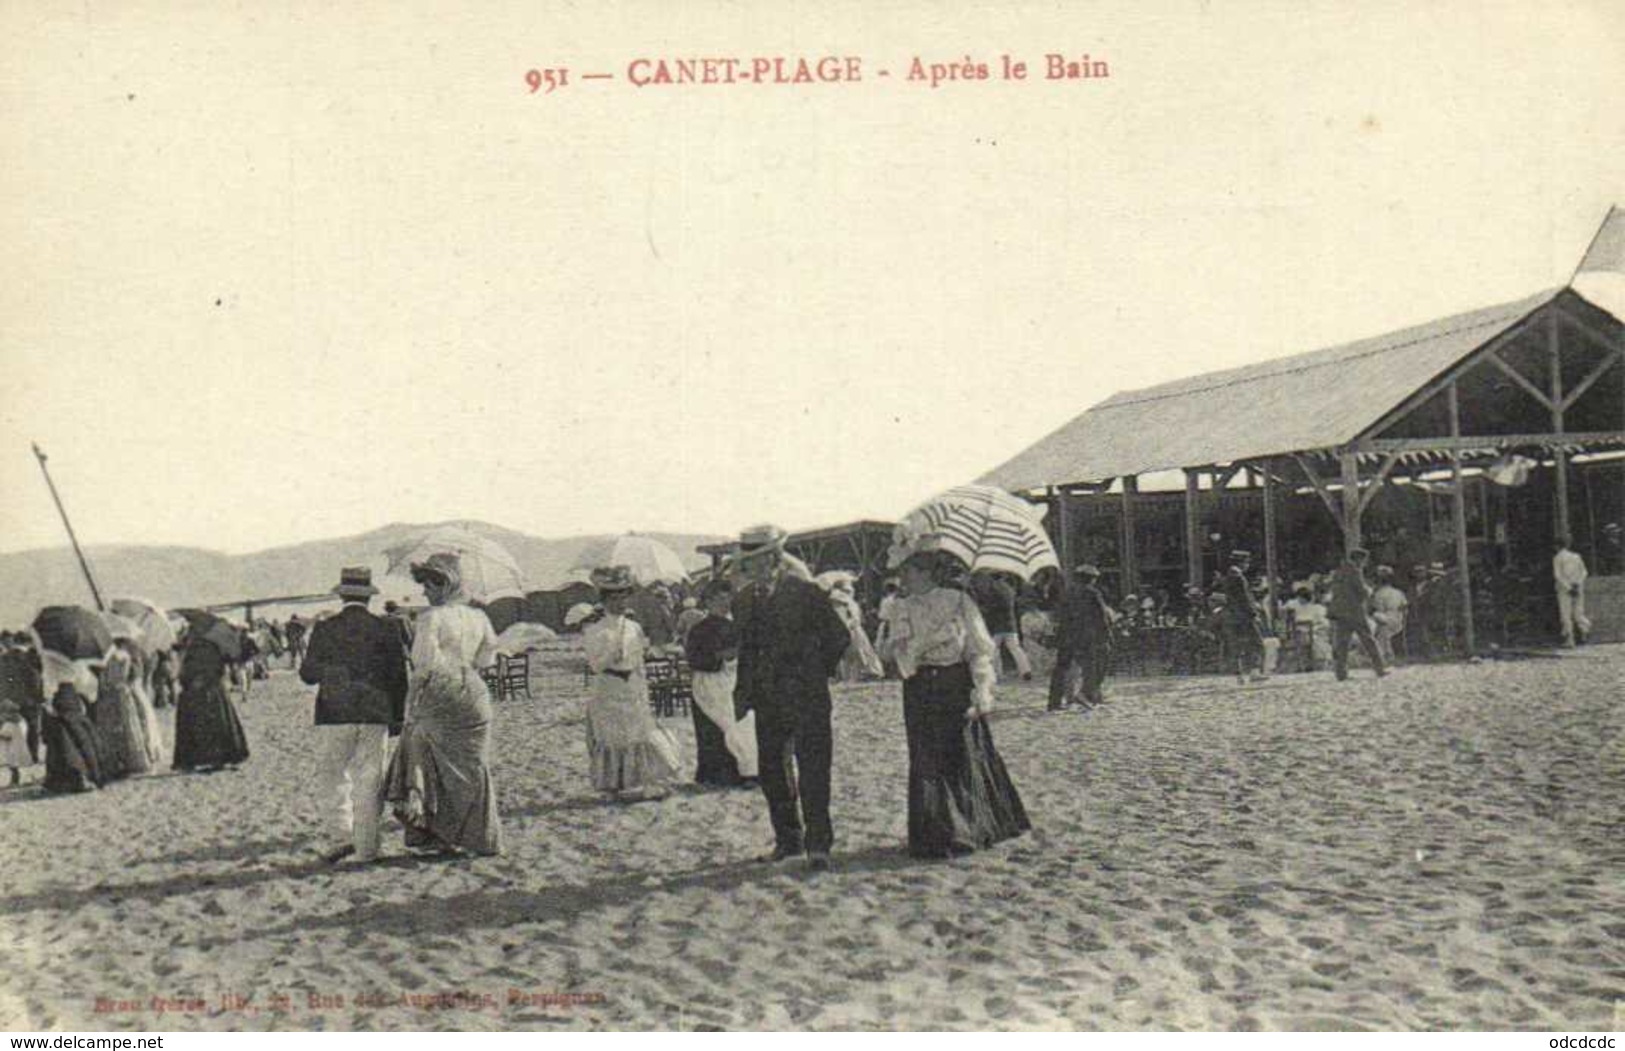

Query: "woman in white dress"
(383, 552), (504, 856)
(581, 565), (680, 801)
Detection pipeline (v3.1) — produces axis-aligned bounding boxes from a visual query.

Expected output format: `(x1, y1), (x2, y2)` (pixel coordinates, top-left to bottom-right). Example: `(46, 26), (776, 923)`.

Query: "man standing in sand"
(1553, 536), (1591, 647)
(1049, 564), (1114, 711)
(1326, 548), (1388, 682)
(731, 524), (851, 872)
(299, 567), (410, 865)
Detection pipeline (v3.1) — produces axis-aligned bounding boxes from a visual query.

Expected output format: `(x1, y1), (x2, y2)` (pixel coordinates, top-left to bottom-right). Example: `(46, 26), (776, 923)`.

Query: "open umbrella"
(571, 534), (691, 585)
(563, 602), (600, 629)
(32, 605), (114, 661)
(889, 483), (1059, 581)
(175, 609), (244, 661)
(493, 622), (558, 655)
(110, 597), (178, 653)
(383, 525), (525, 602)
(102, 611), (148, 653)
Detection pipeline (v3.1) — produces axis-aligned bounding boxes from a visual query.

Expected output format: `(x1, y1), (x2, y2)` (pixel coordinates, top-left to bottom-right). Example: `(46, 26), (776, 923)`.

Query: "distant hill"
(0, 521), (725, 625)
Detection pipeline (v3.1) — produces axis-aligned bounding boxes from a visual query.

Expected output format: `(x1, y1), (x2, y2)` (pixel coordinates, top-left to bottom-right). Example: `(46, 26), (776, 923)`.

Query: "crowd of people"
(0, 523), (1593, 876)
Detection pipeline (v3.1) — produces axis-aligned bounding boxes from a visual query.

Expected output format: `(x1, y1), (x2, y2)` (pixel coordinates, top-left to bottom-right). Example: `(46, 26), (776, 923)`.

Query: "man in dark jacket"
(732, 524), (851, 871)
(300, 567), (410, 864)
(1326, 547), (1388, 681)
(1049, 564), (1115, 711)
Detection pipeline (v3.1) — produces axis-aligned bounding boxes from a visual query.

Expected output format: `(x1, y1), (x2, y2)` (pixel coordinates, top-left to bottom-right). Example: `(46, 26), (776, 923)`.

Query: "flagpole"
(31, 443), (105, 611)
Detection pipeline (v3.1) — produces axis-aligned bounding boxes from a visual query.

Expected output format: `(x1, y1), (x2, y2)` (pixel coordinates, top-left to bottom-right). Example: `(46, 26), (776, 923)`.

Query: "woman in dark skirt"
(172, 636), (250, 772)
(881, 543), (1030, 858)
(41, 681), (103, 793)
(682, 580), (756, 788)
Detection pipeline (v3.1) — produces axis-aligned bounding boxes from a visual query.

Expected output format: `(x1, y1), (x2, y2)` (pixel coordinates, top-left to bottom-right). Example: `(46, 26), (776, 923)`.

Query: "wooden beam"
(1356, 450), (1404, 516)
(1184, 469), (1203, 588)
(1120, 475), (1139, 596)
(1561, 347), (1623, 413)
(1356, 312), (1542, 441)
(1213, 463), (1245, 492)
(1551, 313), (1571, 540)
(1558, 304), (1625, 357)
(1291, 452), (1343, 522)
(1339, 452), (1362, 554)
(1486, 349), (1556, 411)
(1361, 431), (1625, 453)
(1447, 382), (1476, 655)
(1054, 486), (1074, 572)
(1261, 459), (1279, 625)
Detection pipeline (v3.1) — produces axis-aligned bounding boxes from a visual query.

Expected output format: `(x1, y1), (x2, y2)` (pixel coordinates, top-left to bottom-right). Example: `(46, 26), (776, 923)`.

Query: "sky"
(2, 0), (1622, 555)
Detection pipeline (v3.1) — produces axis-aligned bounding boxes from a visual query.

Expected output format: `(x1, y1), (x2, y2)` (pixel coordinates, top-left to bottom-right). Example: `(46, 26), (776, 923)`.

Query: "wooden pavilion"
(979, 208), (1625, 651)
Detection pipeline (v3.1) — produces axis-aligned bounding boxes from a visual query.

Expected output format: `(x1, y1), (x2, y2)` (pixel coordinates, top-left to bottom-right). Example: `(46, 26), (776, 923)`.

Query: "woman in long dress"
(37, 648), (103, 793)
(881, 544), (1030, 859)
(681, 579), (757, 787)
(172, 633), (250, 772)
(580, 565), (680, 801)
(384, 552), (503, 856)
(93, 642), (153, 778)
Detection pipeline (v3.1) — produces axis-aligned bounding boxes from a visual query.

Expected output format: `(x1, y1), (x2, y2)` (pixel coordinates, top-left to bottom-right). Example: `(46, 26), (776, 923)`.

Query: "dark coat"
(1054, 580), (1114, 655)
(734, 574), (850, 716)
(1326, 564), (1372, 623)
(1221, 566), (1260, 625)
(299, 604), (409, 726)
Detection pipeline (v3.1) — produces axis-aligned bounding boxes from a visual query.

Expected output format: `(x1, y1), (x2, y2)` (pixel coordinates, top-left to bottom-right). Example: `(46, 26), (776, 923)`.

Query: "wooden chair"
(500, 651), (532, 701)
(643, 654), (693, 718)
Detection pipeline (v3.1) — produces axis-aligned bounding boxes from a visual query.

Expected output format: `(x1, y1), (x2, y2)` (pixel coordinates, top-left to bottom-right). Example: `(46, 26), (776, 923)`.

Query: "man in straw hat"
(1049, 564), (1114, 712)
(730, 524), (851, 871)
(299, 567), (411, 864)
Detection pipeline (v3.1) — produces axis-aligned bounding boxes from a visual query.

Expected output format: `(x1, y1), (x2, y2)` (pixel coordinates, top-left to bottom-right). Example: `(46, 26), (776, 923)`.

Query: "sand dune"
(1, 646), (1621, 1030)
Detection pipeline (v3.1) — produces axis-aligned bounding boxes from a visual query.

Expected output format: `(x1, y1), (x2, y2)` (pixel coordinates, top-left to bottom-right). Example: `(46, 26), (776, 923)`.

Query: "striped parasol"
(889, 484), (1059, 581)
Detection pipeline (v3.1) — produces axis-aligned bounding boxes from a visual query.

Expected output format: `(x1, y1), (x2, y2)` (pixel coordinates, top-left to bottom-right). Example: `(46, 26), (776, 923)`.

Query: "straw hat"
(588, 565), (638, 594)
(333, 566), (379, 600)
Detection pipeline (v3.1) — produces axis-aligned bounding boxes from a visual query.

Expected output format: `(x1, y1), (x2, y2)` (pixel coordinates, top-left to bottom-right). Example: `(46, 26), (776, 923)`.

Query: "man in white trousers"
(1553, 536), (1592, 648)
(299, 567), (410, 864)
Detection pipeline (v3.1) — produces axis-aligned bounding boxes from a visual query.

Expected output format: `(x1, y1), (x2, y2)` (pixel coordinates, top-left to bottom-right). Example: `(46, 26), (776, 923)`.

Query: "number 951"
(526, 68), (569, 94)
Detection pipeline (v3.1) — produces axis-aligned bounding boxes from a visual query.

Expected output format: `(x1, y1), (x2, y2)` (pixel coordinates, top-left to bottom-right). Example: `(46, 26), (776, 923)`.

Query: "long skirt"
(93, 683), (152, 778)
(690, 665), (757, 781)
(0, 716), (34, 769)
(42, 692), (102, 793)
(903, 663), (1030, 858)
(384, 666), (502, 855)
(173, 677), (250, 771)
(130, 682), (167, 768)
(585, 672), (680, 793)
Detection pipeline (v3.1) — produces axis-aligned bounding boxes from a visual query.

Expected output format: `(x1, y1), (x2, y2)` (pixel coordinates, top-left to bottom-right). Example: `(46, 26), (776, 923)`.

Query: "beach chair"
(500, 652), (532, 701)
(643, 654), (693, 718)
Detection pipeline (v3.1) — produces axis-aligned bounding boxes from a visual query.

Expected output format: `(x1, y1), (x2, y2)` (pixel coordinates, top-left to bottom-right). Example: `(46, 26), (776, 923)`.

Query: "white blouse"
(411, 603), (498, 674)
(883, 587), (997, 710)
(583, 614), (647, 675)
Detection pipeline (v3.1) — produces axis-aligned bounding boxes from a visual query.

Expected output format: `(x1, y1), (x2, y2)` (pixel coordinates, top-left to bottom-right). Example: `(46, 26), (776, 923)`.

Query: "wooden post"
(1184, 468), (1203, 588)
(30, 443), (105, 612)
(1052, 486), (1074, 572)
(1339, 451), (1362, 554)
(1120, 475), (1139, 596)
(1550, 312), (1571, 540)
(1261, 460), (1280, 623)
(1447, 382), (1476, 655)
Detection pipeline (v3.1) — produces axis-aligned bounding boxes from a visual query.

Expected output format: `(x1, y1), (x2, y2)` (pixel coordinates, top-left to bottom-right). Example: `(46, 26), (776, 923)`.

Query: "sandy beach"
(1, 645), (1621, 1031)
